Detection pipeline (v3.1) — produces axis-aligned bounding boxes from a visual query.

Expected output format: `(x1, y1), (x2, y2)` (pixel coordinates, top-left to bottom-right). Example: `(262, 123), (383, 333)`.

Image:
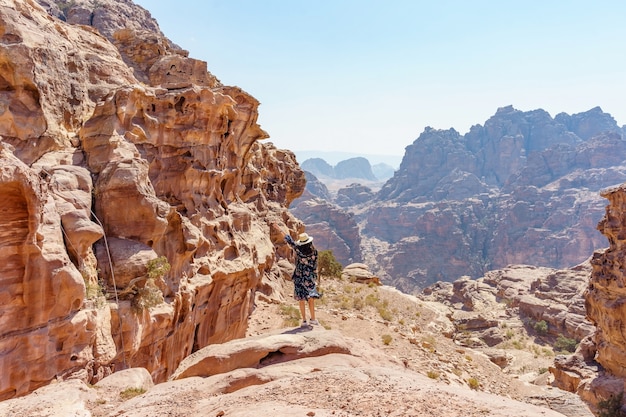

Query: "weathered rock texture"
(553, 183), (626, 410)
(586, 184), (626, 376)
(0, 328), (575, 417)
(0, 0), (305, 400)
(421, 263), (593, 351)
(364, 106), (626, 291)
(289, 198), (362, 265)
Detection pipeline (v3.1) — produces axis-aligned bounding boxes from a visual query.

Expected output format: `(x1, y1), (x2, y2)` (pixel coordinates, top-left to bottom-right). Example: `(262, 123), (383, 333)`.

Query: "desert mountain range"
(293, 106), (626, 292)
(1, 1), (626, 416)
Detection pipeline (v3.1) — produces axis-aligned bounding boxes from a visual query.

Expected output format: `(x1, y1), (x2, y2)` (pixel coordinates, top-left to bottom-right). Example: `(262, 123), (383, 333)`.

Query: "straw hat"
(296, 232), (313, 245)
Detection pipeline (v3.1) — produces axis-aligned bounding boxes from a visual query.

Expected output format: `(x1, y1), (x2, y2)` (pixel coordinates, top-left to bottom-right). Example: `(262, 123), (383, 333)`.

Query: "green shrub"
(147, 256), (171, 279)
(533, 320), (548, 335)
(554, 335), (578, 353)
(119, 387), (146, 400)
(378, 306), (393, 321)
(365, 293), (379, 307)
(279, 304), (301, 327)
(132, 278), (164, 312)
(467, 377), (480, 390)
(381, 334), (393, 345)
(318, 250), (342, 278)
(427, 370), (439, 379)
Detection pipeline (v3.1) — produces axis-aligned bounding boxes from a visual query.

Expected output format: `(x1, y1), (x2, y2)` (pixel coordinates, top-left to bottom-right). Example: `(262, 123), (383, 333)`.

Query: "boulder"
(341, 263), (381, 285)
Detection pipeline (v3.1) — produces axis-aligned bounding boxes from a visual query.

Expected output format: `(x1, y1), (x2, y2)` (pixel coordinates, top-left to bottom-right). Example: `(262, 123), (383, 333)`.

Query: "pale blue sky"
(134, 1), (626, 156)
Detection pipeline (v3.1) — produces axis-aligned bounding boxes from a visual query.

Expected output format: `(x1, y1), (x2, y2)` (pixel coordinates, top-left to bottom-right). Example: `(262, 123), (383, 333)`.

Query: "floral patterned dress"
(287, 239), (321, 301)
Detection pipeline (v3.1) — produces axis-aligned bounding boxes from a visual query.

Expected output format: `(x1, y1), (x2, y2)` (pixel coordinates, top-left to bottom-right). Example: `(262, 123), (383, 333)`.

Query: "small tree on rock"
(318, 250), (342, 278)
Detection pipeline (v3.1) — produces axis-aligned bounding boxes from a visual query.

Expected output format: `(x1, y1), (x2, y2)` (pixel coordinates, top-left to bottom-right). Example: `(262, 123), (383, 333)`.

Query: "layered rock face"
(289, 171), (363, 266)
(364, 106), (626, 291)
(289, 198), (362, 265)
(586, 184), (626, 376)
(422, 263), (593, 349)
(548, 183), (626, 411)
(0, 0), (304, 400)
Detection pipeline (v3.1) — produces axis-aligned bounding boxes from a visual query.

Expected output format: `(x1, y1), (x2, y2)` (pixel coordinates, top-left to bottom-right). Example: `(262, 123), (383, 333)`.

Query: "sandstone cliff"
(364, 106), (626, 291)
(0, 0), (305, 400)
(549, 183), (626, 412)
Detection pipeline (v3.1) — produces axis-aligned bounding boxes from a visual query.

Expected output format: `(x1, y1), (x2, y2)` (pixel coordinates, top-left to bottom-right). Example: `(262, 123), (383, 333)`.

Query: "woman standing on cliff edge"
(284, 232), (321, 326)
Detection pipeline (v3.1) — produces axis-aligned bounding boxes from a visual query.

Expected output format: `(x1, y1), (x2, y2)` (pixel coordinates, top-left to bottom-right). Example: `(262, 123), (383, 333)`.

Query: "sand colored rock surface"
(0, 0), (305, 400)
(550, 183), (626, 411)
(0, 328), (574, 417)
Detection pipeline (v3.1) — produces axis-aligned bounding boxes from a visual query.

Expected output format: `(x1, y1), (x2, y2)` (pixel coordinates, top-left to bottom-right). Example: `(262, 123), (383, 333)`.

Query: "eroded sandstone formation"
(364, 106), (626, 291)
(586, 183), (626, 378)
(0, 0), (304, 400)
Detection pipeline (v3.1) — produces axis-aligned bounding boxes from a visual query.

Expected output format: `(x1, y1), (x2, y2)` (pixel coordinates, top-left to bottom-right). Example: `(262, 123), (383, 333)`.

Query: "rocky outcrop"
(289, 198), (362, 265)
(294, 170), (331, 202)
(0, 328), (575, 417)
(364, 106), (626, 290)
(289, 171), (363, 266)
(335, 183), (375, 207)
(300, 157), (334, 178)
(421, 264), (593, 350)
(341, 263), (381, 285)
(301, 156), (378, 181)
(586, 184), (626, 377)
(0, 0), (305, 400)
(335, 157), (377, 180)
(372, 162), (395, 181)
(547, 183), (626, 412)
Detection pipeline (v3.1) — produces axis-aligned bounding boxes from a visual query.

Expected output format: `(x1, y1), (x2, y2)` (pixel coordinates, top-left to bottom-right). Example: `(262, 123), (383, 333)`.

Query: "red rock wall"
(586, 183), (626, 377)
(0, 0), (305, 399)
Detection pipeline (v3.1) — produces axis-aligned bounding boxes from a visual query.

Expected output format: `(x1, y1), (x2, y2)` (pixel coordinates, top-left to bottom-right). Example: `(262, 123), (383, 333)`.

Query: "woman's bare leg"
(308, 298), (316, 321)
(299, 300), (306, 322)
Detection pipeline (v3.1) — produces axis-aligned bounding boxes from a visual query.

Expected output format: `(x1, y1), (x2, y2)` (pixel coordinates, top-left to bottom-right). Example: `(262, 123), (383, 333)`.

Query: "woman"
(284, 232), (321, 326)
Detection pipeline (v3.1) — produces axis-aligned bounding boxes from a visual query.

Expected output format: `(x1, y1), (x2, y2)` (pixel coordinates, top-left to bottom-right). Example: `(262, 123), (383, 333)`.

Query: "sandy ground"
(246, 275), (594, 417)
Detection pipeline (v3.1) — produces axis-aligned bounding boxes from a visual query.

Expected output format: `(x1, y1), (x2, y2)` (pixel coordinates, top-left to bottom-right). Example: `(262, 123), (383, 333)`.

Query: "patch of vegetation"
(538, 367), (549, 375)
(279, 304), (301, 327)
(381, 334), (393, 345)
(132, 278), (164, 313)
(130, 256), (171, 313)
(318, 250), (342, 278)
(554, 335), (578, 353)
(427, 370), (440, 379)
(421, 335), (437, 353)
(512, 339), (525, 350)
(352, 296), (364, 311)
(467, 377), (480, 390)
(338, 295), (352, 310)
(377, 305), (393, 321)
(365, 293), (380, 307)
(533, 320), (548, 336)
(120, 387), (146, 400)
(597, 392), (625, 417)
(147, 256), (171, 280)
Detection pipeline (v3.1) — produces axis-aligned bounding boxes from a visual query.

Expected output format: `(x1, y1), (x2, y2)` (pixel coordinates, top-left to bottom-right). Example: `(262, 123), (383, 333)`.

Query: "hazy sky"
(134, 1), (626, 156)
